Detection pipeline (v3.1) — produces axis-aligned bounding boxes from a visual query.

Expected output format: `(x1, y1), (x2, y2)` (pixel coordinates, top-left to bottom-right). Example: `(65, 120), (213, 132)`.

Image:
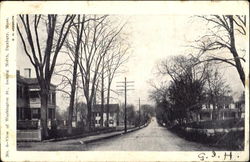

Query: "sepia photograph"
(0, 1), (249, 161)
(16, 13), (246, 151)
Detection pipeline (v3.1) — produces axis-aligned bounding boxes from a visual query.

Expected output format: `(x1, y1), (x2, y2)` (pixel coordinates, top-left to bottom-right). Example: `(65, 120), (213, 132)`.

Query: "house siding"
(16, 71), (57, 141)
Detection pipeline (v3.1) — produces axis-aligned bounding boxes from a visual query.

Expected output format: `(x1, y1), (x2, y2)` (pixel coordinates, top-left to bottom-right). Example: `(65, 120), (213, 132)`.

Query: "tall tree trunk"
(228, 16), (245, 87)
(67, 52), (79, 134)
(40, 88), (49, 139)
(67, 93), (74, 134)
(232, 49), (245, 86)
(106, 83), (111, 127)
(67, 15), (83, 134)
(100, 59), (104, 127)
(86, 101), (92, 131)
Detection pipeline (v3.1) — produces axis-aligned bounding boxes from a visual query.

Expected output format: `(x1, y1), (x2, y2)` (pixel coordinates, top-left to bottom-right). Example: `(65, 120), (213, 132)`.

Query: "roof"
(17, 75), (28, 84)
(200, 108), (239, 113)
(92, 104), (119, 113)
(17, 73), (56, 88)
(203, 95), (234, 105)
(217, 96), (234, 104)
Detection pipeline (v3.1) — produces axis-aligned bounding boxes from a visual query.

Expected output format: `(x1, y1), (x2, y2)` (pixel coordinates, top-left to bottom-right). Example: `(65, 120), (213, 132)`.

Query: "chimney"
(24, 68), (31, 78)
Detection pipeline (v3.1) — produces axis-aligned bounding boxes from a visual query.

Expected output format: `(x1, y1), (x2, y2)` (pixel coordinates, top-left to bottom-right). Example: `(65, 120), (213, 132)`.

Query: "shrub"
(183, 118), (244, 129)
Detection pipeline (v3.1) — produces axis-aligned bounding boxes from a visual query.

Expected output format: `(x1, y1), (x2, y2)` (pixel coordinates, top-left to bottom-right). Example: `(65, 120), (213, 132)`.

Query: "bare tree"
(54, 64), (82, 131)
(148, 81), (169, 105)
(194, 15), (246, 86)
(55, 15), (105, 133)
(205, 66), (232, 119)
(157, 55), (209, 123)
(64, 15), (85, 134)
(78, 15), (125, 131)
(54, 61), (79, 97)
(100, 56), (105, 127)
(75, 102), (88, 127)
(104, 41), (130, 127)
(17, 14), (75, 138)
(149, 80), (174, 126)
(158, 55), (209, 86)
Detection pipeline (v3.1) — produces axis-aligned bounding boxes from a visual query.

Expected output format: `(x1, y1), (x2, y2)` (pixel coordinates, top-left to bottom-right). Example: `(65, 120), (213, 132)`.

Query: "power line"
(136, 98), (147, 126)
(116, 77), (134, 133)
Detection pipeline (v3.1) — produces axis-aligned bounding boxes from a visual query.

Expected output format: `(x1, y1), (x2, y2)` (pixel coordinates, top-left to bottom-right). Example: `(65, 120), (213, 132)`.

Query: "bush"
(182, 118), (244, 129)
(169, 119), (245, 150)
(48, 127), (116, 139)
(214, 130), (244, 150)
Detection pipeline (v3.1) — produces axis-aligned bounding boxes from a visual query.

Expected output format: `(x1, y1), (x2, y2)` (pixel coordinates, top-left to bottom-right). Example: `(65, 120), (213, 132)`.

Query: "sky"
(17, 15), (246, 112)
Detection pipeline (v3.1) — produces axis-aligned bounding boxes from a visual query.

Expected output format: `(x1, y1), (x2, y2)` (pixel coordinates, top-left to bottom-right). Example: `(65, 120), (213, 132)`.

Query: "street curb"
(81, 122), (150, 144)
(81, 131), (124, 144)
(43, 129), (117, 143)
(43, 122), (149, 143)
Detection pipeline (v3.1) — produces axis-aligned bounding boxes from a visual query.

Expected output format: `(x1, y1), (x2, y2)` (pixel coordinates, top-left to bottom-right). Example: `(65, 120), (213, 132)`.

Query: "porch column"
(38, 119), (41, 128)
(235, 112), (238, 118)
(210, 112), (212, 120)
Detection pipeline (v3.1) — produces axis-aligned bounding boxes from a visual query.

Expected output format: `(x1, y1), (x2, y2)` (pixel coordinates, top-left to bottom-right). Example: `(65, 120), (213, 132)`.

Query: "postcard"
(0, 1), (249, 161)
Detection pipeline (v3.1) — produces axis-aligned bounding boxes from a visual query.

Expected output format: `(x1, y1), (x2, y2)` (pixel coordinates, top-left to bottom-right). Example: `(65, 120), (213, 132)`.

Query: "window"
(48, 93), (51, 103)
(52, 109), (55, 119)
(48, 109), (55, 119)
(52, 92), (56, 104)
(48, 109), (52, 119)
(31, 108), (40, 119)
(23, 108), (31, 120)
(30, 91), (39, 98)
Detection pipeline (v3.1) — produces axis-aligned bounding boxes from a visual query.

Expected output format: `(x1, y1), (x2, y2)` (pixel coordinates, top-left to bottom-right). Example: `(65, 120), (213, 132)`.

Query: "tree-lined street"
(16, 14), (246, 151)
(18, 117), (221, 151)
(87, 117), (219, 151)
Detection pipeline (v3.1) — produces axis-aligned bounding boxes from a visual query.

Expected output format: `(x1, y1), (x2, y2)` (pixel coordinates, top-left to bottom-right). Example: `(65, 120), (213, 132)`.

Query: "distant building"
(197, 95), (243, 121)
(92, 104), (119, 127)
(17, 69), (57, 141)
(235, 93), (245, 118)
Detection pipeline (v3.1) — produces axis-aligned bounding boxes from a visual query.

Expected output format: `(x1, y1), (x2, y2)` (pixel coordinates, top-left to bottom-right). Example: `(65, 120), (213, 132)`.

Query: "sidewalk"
(78, 123), (148, 144)
(17, 123), (149, 151)
(45, 122), (148, 142)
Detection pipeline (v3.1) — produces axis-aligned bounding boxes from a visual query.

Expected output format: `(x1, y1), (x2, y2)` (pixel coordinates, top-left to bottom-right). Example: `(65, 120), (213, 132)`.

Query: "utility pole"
(136, 98), (146, 126)
(116, 77), (134, 133)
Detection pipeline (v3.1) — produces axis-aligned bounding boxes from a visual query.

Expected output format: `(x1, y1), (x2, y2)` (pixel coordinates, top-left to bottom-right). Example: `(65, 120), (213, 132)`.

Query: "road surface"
(86, 117), (218, 151)
(18, 117), (221, 151)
